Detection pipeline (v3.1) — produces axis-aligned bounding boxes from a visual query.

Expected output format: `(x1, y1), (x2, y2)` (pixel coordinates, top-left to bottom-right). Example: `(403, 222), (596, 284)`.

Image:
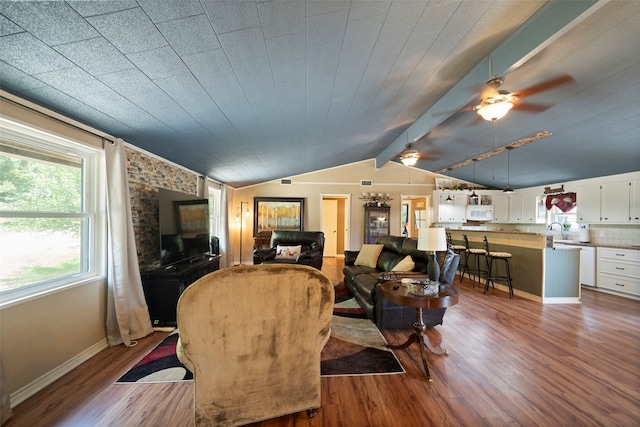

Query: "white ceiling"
(1, 1), (639, 189)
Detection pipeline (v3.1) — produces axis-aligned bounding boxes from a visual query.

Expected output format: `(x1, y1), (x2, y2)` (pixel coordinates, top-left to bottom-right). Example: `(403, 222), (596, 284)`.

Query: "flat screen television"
(158, 188), (210, 266)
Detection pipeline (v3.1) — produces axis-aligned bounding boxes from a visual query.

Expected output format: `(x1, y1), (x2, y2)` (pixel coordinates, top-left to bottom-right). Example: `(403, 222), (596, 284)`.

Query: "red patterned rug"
(116, 284), (403, 383)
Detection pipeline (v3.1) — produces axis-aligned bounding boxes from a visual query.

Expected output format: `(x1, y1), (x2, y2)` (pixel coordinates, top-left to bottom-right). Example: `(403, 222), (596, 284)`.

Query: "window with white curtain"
(0, 120), (103, 305)
(208, 184), (222, 241)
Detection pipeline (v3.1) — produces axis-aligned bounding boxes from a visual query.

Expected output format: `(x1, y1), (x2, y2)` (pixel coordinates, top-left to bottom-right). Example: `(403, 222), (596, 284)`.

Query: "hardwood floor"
(6, 258), (640, 427)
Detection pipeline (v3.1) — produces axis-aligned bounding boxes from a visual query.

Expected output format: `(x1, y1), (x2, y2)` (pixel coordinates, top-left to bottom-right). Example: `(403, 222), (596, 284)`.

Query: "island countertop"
(446, 228), (580, 303)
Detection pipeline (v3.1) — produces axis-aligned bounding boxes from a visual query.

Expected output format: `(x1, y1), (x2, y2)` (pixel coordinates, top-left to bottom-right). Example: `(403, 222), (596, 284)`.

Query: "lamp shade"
(417, 228), (447, 252)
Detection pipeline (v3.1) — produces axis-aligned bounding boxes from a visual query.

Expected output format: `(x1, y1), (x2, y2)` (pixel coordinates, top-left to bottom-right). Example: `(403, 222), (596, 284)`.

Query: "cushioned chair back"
(271, 230), (324, 251)
(177, 264), (334, 427)
(439, 245), (461, 285)
(375, 235), (403, 254)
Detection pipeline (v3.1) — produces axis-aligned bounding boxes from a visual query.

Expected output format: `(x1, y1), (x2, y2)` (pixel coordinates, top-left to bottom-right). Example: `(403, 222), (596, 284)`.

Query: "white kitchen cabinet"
(597, 247), (640, 297)
(577, 183), (601, 223)
(521, 191), (542, 223)
(601, 180), (630, 223)
(632, 179), (640, 223)
(491, 194), (509, 222)
(508, 193), (523, 223)
(434, 191), (467, 223)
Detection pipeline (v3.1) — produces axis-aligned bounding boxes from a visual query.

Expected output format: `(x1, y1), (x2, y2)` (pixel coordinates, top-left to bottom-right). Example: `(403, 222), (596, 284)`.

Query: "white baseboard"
(541, 296), (581, 304)
(10, 338), (109, 408)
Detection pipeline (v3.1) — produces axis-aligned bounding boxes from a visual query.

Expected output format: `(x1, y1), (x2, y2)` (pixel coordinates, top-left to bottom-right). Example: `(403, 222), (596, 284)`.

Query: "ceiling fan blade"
(514, 74), (575, 99)
(513, 101), (551, 112)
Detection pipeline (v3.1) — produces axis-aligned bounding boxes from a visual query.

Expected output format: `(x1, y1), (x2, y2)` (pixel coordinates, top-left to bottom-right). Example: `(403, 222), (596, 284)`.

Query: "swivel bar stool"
(462, 234), (487, 286)
(447, 232), (467, 281)
(483, 235), (513, 298)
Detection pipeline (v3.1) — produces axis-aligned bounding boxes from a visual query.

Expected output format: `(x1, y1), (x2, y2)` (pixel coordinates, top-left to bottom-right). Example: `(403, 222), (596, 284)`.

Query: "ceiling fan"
(474, 73), (575, 122)
(397, 142), (442, 166)
(473, 58), (575, 122)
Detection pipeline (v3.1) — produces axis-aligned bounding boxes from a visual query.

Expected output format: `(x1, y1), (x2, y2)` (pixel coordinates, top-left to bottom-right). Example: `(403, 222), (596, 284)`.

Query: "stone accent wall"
(125, 146), (198, 269)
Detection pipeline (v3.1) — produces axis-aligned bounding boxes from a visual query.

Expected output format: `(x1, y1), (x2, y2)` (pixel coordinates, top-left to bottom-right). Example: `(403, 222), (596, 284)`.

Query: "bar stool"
(462, 234), (487, 286)
(483, 235), (513, 299)
(447, 232), (467, 281)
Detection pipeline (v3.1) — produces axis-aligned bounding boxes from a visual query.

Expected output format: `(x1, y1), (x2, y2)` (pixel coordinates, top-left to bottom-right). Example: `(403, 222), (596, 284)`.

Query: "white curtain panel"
(220, 184), (231, 268)
(104, 138), (153, 347)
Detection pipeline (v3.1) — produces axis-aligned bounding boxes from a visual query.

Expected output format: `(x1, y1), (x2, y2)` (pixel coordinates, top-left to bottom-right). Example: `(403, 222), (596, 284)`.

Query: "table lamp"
(418, 228), (448, 282)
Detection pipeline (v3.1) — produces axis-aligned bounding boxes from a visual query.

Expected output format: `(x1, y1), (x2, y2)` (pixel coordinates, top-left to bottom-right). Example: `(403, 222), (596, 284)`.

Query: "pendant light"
(445, 168), (453, 202)
(503, 146), (514, 193)
(470, 159), (479, 204)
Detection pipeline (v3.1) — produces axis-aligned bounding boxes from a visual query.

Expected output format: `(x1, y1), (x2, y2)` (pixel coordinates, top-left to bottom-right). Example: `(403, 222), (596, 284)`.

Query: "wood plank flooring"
(5, 258), (640, 427)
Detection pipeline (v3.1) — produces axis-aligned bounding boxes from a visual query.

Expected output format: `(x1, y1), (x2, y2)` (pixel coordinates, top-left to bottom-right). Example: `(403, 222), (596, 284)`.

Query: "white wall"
(230, 160), (439, 263)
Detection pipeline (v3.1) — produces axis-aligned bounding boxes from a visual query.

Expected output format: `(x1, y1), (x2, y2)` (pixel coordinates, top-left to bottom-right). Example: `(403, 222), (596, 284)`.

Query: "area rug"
(117, 284), (403, 383)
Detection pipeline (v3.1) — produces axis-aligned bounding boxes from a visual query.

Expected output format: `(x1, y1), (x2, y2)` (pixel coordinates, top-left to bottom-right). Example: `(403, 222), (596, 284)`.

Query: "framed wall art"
(174, 199), (209, 238)
(253, 197), (304, 236)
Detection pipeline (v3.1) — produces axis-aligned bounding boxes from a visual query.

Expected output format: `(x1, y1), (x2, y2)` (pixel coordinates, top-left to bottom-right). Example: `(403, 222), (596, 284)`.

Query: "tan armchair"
(176, 264), (334, 427)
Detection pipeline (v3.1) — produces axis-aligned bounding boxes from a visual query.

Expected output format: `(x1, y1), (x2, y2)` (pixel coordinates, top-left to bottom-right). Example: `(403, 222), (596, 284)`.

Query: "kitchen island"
(447, 229), (581, 303)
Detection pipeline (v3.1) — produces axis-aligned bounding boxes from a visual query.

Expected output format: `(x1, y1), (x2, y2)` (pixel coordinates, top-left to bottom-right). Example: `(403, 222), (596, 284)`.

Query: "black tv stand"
(142, 254), (221, 327)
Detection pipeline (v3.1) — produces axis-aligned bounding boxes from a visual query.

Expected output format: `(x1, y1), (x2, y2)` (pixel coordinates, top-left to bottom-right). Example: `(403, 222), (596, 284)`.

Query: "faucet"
(548, 222), (565, 239)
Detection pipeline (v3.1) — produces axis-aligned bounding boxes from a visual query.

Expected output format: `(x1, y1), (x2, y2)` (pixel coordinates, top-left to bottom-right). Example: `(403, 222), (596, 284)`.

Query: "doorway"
(321, 195), (350, 257)
(401, 195), (429, 238)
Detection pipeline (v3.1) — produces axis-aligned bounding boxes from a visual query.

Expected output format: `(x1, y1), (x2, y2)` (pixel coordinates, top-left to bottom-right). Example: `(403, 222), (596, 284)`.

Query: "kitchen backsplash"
(586, 224), (640, 247)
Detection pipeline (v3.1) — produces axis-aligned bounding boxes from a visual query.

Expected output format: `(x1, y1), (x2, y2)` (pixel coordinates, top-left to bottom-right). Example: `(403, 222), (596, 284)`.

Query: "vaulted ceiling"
(1, 1), (639, 189)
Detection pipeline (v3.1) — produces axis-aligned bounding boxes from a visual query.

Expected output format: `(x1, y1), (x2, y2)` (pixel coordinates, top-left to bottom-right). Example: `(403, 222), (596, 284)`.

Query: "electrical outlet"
(599, 231), (605, 237)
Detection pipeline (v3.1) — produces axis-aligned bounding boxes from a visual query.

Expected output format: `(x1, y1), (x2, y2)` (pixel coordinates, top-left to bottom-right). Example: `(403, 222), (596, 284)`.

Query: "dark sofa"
(253, 230), (325, 270)
(343, 235), (460, 329)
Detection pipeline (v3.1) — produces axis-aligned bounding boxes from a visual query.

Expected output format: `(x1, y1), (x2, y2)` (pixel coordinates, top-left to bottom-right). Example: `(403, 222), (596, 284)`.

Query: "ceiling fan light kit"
(476, 96), (516, 121)
(400, 154), (418, 166)
(400, 142), (419, 166)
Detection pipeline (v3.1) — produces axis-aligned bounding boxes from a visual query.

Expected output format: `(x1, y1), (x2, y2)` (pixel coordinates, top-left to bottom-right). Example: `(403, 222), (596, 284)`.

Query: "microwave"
(467, 205), (493, 221)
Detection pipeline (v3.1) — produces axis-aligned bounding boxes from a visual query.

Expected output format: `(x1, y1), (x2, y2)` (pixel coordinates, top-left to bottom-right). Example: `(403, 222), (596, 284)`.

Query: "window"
(548, 205), (577, 231)
(208, 184), (222, 239)
(0, 119), (103, 304)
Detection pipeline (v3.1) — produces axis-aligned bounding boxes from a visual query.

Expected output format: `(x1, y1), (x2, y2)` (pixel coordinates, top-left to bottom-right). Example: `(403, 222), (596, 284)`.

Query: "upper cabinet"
(632, 179), (640, 223)
(578, 178), (636, 224)
(508, 193), (523, 223)
(601, 181), (630, 223)
(434, 192), (467, 223)
(577, 183), (601, 223)
(491, 194), (509, 222)
(504, 191), (543, 223)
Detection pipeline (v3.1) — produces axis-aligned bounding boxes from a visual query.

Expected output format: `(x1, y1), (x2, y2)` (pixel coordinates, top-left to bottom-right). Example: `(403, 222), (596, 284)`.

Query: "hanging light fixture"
(475, 57), (517, 122)
(401, 154), (418, 166)
(445, 168), (453, 202)
(503, 147), (514, 193)
(400, 143), (419, 166)
(476, 94), (516, 122)
(470, 159), (479, 203)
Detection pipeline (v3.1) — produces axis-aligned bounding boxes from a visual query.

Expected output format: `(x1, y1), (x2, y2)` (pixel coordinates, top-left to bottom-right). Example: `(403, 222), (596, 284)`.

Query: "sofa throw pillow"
(354, 244), (384, 268)
(275, 245), (302, 260)
(391, 255), (415, 272)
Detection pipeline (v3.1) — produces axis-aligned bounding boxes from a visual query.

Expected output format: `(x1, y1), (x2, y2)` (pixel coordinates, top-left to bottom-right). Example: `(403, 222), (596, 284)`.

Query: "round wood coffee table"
(380, 281), (460, 382)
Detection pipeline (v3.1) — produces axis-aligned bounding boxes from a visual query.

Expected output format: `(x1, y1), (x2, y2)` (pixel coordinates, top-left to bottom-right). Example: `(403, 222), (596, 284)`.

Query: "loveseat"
(253, 230), (325, 270)
(343, 235), (460, 329)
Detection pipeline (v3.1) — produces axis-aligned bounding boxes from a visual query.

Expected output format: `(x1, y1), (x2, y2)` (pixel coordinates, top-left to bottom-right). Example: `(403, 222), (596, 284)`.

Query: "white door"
(322, 199), (338, 256)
